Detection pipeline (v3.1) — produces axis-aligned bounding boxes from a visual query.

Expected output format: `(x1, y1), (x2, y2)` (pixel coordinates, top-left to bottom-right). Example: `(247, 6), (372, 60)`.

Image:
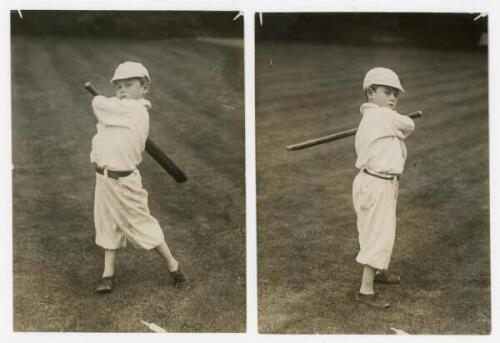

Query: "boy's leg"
(155, 241), (179, 272)
(102, 249), (116, 277)
(359, 265), (376, 294)
(96, 249), (116, 293)
(155, 241), (190, 289)
(356, 264), (390, 308)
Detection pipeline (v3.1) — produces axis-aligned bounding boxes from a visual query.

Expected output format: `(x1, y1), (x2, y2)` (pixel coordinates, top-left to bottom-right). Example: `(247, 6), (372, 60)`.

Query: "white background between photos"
(1, 0), (499, 343)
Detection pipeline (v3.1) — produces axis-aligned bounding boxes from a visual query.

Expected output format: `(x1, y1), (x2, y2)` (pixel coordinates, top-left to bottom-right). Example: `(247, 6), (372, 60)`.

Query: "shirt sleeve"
(92, 96), (146, 128)
(381, 108), (415, 139)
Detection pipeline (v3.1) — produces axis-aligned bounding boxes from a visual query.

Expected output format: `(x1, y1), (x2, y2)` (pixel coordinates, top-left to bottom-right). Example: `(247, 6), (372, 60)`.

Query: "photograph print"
(256, 12), (489, 334)
(11, 10), (245, 332)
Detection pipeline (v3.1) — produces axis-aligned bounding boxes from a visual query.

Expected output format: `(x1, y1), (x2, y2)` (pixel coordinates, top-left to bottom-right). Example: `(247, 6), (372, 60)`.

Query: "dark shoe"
(375, 271), (401, 284)
(170, 267), (190, 289)
(356, 293), (390, 308)
(95, 276), (114, 293)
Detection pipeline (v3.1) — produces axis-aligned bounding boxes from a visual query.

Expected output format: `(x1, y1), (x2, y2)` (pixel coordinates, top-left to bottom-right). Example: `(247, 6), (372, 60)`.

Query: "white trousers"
(94, 169), (165, 250)
(352, 171), (399, 270)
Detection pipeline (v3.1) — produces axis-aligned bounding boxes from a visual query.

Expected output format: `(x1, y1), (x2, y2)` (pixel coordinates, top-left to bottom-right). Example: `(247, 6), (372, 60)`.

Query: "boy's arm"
(382, 108), (415, 139)
(92, 96), (144, 128)
(393, 113), (415, 138)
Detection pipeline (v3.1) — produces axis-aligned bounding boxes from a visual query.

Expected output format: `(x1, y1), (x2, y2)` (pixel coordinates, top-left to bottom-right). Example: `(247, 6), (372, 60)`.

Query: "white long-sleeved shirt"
(355, 103), (415, 175)
(90, 96), (151, 171)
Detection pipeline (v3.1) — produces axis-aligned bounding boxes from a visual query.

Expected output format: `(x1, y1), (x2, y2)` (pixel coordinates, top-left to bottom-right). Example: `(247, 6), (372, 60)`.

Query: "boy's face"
(113, 78), (149, 100)
(367, 85), (400, 110)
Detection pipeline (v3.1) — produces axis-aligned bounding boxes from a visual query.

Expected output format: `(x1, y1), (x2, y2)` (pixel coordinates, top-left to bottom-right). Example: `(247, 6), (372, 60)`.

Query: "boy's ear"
(142, 82), (150, 94)
(366, 88), (374, 99)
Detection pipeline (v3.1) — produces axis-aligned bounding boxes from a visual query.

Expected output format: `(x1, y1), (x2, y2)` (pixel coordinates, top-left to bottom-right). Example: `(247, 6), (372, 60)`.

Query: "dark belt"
(362, 168), (399, 181)
(95, 165), (134, 180)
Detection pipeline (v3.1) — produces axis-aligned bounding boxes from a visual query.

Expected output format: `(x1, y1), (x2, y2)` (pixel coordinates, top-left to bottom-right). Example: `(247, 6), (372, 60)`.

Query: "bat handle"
(407, 110), (423, 119)
(84, 82), (99, 96)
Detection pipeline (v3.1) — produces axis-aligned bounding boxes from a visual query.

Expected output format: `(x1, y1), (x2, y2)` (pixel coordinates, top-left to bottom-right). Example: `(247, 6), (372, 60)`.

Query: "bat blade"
(145, 140), (187, 183)
(84, 82), (188, 183)
(286, 128), (357, 151)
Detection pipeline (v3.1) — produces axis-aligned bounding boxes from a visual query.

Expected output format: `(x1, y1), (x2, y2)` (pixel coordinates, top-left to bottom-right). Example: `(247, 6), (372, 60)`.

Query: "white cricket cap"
(110, 61), (150, 83)
(363, 67), (405, 92)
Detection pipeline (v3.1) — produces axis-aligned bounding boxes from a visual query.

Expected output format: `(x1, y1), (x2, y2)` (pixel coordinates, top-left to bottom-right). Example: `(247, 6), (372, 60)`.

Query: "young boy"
(352, 67), (415, 308)
(90, 61), (189, 293)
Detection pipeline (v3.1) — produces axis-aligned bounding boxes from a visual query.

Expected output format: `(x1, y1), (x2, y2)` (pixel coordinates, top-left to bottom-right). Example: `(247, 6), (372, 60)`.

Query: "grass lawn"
(256, 42), (490, 334)
(11, 35), (245, 332)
